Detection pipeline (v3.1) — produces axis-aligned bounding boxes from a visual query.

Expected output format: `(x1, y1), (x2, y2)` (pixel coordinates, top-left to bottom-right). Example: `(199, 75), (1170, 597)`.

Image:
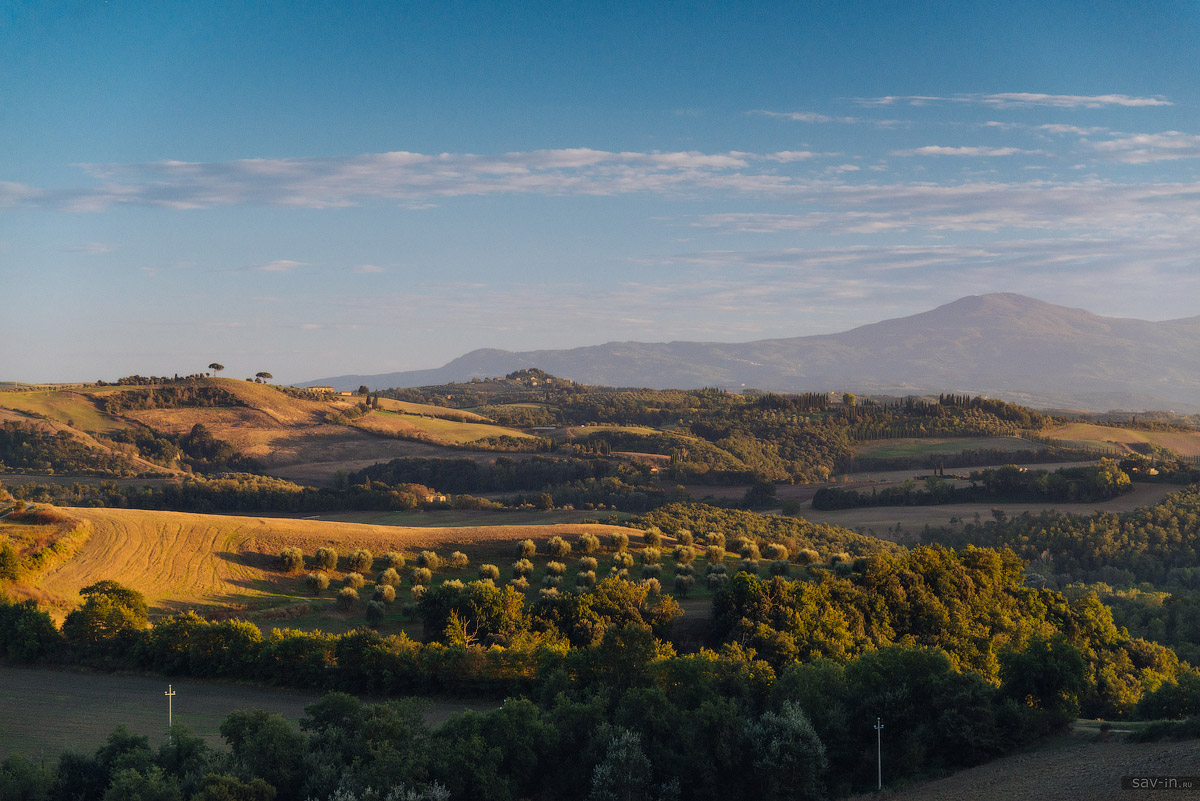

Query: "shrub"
(765, 543), (789, 561)
(411, 567), (432, 586)
(542, 575), (563, 589)
(705, 562), (728, 576)
(336, 587), (358, 610)
(705, 545), (726, 564)
(344, 572), (366, 589)
(546, 561), (566, 577)
(769, 560), (791, 577)
(739, 560), (759, 576)
(706, 532), (725, 548)
(578, 532), (600, 554)
(642, 577), (661, 596)
(674, 563), (695, 577)
(706, 572), (728, 590)
(512, 558), (535, 577)
(449, 551), (469, 569)
(373, 584), (397, 604)
(348, 548), (372, 573)
(539, 587), (560, 600)
(410, 585), (426, 601)
(613, 551), (634, 569)
(305, 572), (330, 595)
(417, 551), (441, 570)
(611, 567), (630, 580)
(673, 545), (696, 565)
(797, 548), (819, 565)
(640, 547), (661, 565)
(677, 530), (694, 547)
(673, 575), (695, 596)
(516, 539), (537, 559)
(579, 556), (599, 572)
(608, 531), (630, 550)
(365, 600), (386, 627)
(278, 547), (304, 573)
(547, 536), (571, 558)
(378, 567), (401, 586)
(830, 552), (851, 566)
(510, 576), (530, 591)
(479, 563), (500, 581)
(576, 570), (597, 588)
(385, 551), (406, 570)
(641, 564), (662, 580)
(738, 540), (761, 561)
(643, 527), (663, 548)
(315, 547), (338, 572)
(442, 579), (465, 592)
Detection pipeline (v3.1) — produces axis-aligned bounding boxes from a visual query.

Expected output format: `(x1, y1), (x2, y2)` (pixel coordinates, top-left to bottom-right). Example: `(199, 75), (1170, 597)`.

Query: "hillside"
(303, 294), (1200, 412)
(9, 505), (637, 616)
(0, 379), (543, 480)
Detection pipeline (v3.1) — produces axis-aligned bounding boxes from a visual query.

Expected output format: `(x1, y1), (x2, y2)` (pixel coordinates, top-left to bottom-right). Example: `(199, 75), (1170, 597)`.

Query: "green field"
(0, 666), (492, 759)
(853, 436), (1046, 459)
(0, 390), (127, 432)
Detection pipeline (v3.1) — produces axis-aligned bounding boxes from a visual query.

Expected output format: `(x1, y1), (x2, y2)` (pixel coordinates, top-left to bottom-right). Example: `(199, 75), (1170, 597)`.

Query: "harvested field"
(355, 409), (534, 444)
(849, 734), (1200, 801)
(375, 397), (492, 422)
(24, 506), (639, 616)
(0, 665), (493, 759)
(1042, 423), (1200, 457)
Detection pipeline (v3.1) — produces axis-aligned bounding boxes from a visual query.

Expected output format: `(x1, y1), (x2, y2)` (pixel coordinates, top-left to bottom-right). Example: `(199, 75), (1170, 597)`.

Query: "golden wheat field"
(21, 506), (638, 616)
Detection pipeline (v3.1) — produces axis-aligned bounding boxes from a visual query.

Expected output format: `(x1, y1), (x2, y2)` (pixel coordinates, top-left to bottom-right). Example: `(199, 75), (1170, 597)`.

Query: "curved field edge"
(847, 736), (1200, 801)
(23, 506), (638, 615)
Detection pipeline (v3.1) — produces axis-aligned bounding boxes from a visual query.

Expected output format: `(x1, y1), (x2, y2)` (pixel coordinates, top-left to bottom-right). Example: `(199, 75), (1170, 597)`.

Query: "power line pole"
(165, 685), (176, 731)
(874, 716), (884, 790)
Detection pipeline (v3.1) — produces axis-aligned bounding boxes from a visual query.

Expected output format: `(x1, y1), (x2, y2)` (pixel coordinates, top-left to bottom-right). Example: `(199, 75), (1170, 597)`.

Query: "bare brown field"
(22, 506), (640, 616)
(849, 735), (1200, 801)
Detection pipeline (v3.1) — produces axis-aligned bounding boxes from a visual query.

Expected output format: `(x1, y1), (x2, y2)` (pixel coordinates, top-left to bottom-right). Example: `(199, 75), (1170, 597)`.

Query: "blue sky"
(3, 0), (1200, 383)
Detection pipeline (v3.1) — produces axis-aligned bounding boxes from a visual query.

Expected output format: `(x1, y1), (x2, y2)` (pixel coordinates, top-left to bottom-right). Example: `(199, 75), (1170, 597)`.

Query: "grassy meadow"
(0, 666), (493, 760)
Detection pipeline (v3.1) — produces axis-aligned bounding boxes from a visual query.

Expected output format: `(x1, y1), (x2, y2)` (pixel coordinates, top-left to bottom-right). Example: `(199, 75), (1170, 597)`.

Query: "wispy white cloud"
(1092, 131), (1200, 162)
(892, 146), (1047, 157)
(255, 259), (306, 273)
(750, 110), (902, 127)
(1038, 123), (1107, 136)
(64, 242), (116, 254)
(859, 93), (1172, 109)
(690, 179), (1200, 235)
(353, 264), (385, 273)
(0, 181), (42, 207)
(19, 148), (839, 211)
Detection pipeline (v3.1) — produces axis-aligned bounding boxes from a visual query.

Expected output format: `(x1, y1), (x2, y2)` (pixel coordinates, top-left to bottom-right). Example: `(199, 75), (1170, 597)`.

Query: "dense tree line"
(103, 423), (258, 474)
(710, 546), (1181, 718)
(0, 587), (1139, 800)
(0, 422), (142, 477)
(921, 484), (1200, 588)
(100, 385), (248, 415)
(813, 462), (1132, 510)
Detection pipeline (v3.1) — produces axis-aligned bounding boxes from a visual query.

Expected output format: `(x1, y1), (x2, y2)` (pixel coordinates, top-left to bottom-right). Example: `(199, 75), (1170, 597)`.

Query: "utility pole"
(165, 685), (176, 731)
(874, 716), (884, 790)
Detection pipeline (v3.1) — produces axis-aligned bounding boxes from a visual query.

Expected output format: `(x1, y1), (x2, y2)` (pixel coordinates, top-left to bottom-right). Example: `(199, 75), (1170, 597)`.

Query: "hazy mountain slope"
(303, 294), (1200, 411)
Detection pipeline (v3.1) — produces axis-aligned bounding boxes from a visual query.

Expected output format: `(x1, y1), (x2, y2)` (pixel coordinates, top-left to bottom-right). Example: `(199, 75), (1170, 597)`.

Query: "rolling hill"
(303, 294), (1200, 412)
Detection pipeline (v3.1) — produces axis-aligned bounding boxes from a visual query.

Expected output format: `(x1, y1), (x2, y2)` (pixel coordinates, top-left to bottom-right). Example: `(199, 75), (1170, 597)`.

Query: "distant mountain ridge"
(302, 294), (1200, 412)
